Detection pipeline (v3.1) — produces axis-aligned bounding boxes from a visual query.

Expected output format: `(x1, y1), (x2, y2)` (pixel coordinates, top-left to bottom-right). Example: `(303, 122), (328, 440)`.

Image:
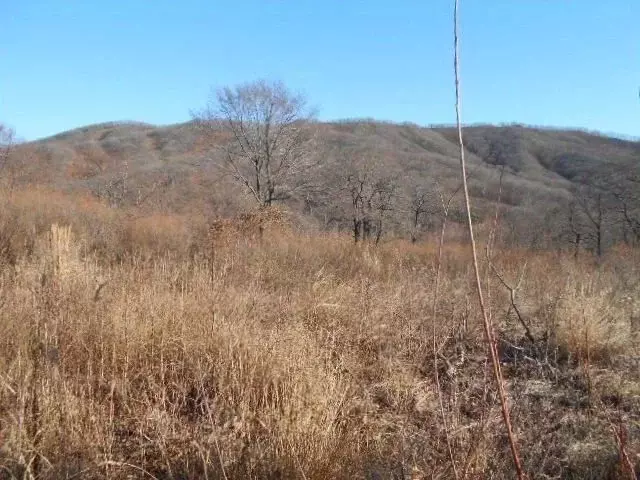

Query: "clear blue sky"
(2, 1), (638, 141)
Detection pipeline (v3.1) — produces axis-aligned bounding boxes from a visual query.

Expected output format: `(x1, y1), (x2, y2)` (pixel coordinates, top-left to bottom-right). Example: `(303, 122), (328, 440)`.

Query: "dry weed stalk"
(452, 1), (527, 478)
(611, 420), (637, 480)
(431, 183), (461, 480)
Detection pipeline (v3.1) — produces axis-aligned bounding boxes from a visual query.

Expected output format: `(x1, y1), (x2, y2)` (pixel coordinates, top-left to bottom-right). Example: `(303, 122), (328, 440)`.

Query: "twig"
(99, 461), (160, 480)
(287, 438), (309, 480)
(453, 2), (527, 478)
(610, 420), (637, 480)
(93, 280), (108, 302)
(489, 262), (536, 344)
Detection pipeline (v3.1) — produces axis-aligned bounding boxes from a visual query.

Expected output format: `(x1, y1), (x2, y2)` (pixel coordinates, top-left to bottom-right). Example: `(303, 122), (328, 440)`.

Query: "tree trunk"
(353, 218), (361, 243)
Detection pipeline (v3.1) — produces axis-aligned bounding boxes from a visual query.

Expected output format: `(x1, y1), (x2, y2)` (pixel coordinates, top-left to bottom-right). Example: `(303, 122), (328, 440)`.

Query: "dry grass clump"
(553, 282), (632, 364)
(0, 189), (638, 478)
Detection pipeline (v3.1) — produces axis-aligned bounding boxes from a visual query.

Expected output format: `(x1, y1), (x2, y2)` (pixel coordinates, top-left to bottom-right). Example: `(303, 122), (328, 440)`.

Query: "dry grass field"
(0, 187), (638, 479)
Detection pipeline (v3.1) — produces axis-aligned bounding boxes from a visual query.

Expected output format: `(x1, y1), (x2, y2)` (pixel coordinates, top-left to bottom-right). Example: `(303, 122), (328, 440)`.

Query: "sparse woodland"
(1, 12), (640, 480)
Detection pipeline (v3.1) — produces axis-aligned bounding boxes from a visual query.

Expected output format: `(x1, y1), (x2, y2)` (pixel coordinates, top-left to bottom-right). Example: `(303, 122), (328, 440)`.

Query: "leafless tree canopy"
(408, 185), (439, 243)
(193, 80), (318, 207)
(601, 166), (640, 246)
(344, 159), (397, 243)
(557, 163), (640, 256)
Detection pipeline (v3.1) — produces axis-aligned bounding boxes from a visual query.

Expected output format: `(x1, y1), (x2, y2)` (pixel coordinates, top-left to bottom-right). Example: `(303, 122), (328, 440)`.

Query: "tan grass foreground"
(0, 189), (639, 479)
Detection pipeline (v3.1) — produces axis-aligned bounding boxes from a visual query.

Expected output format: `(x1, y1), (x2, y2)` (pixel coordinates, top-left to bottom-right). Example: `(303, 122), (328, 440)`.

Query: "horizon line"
(19, 118), (640, 144)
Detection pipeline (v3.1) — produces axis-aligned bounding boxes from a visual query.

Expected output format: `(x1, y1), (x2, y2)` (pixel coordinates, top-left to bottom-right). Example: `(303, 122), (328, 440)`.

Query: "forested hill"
(8, 120), (640, 247)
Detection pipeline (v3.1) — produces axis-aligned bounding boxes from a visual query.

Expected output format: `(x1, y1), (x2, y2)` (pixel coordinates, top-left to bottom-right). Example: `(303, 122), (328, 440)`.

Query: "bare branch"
(193, 80), (318, 207)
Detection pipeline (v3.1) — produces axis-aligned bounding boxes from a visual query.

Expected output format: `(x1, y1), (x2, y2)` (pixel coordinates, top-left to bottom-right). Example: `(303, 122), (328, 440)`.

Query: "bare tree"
(372, 178), (396, 244)
(606, 170), (640, 245)
(570, 184), (616, 257)
(617, 192), (640, 245)
(567, 200), (585, 258)
(346, 162), (396, 243)
(408, 185), (437, 243)
(562, 160), (640, 252)
(193, 80), (318, 207)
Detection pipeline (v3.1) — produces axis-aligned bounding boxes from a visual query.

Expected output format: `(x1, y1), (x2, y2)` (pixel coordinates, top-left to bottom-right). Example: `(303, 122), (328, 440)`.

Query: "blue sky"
(2, 1), (638, 141)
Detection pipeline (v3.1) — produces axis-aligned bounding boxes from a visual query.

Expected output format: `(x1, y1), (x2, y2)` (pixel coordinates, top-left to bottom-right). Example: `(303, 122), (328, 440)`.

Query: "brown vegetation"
(10, 119), (639, 254)
(0, 187), (638, 479)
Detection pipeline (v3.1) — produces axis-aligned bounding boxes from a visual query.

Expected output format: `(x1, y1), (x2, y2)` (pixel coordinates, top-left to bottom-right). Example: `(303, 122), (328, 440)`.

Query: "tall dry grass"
(0, 188), (638, 479)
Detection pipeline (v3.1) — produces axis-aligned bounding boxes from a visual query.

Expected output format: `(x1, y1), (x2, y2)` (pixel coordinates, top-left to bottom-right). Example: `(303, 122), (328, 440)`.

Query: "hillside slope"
(8, 121), (640, 239)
